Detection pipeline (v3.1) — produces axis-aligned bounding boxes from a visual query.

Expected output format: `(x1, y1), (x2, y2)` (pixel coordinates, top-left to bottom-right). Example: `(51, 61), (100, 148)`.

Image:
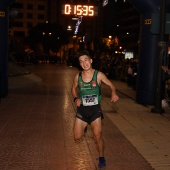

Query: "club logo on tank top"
(92, 81), (96, 87)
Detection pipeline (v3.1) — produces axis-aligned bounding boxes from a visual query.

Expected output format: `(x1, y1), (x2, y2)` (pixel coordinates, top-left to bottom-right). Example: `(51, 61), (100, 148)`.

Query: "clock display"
(62, 4), (98, 16)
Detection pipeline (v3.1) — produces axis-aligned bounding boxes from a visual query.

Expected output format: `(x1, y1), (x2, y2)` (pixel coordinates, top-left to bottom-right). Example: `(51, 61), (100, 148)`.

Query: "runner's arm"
(71, 74), (79, 99)
(98, 72), (119, 102)
(71, 74), (82, 106)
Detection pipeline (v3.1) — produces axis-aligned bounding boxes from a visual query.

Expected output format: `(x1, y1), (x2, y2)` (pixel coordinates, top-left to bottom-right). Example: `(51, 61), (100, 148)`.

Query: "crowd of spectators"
(95, 52), (138, 90)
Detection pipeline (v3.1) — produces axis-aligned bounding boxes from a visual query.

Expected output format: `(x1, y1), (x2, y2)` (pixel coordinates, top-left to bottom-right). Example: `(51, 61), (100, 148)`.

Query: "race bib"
(82, 94), (98, 106)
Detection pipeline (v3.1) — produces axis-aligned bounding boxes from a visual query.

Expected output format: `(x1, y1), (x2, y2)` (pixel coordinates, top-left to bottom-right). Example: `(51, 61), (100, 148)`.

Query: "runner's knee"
(93, 132), (102, 141)
(74, 132), (83, 140)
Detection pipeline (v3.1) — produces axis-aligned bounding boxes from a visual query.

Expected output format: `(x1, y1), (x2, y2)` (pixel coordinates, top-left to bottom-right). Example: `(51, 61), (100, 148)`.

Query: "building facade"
(9, 0), (141, 53)
(9, 0), (48, 38)
(9, 0), (103, 43)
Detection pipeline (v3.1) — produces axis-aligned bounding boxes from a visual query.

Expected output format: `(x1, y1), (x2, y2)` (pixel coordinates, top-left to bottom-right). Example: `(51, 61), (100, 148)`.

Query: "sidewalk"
(0, 63), (170, 170)
(105, 80), (170, 170)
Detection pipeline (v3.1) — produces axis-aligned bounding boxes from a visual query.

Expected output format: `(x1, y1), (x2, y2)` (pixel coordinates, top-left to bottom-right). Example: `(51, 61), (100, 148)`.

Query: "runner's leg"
(91, 117), (104, 156)
(91, 117), (106, 168)
(74, 118), (88, 140)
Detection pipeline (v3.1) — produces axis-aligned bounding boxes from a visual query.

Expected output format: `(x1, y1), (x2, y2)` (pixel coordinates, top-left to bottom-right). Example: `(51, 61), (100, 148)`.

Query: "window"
(27, 22), (33, 28)
(12, 21), (23, 27)
(38, 14), (44, 19)
(27, 4), (33, 10)
(17, 12), (23, 18)
(14, 31), (25, 37)
(38, 5), (45, 10)
(11, 3), (23, 9)
(27, 13), (33, 19)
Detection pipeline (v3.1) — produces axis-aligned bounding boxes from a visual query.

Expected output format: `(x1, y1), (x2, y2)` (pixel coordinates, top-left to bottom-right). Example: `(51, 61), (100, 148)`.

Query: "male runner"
(71, 50), (119, 168)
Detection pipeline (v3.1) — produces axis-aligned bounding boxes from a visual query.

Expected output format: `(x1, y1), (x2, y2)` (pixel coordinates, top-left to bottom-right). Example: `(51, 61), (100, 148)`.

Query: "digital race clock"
(62, 4), (98, 16)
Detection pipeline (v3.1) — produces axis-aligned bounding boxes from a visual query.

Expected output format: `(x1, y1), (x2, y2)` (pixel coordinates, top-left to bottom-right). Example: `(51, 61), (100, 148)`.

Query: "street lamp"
(67, 25), (72, 31)
(108, 35), (112, 39)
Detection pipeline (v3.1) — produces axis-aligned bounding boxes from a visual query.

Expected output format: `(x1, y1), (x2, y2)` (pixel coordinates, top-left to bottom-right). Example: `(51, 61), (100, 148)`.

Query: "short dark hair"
(78, 50), (91, 58)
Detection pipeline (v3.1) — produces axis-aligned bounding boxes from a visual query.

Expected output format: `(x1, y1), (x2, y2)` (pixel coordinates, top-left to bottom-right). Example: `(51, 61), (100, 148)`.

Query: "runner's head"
(78, 50), (91, 59)
(78, 50), (93, 70)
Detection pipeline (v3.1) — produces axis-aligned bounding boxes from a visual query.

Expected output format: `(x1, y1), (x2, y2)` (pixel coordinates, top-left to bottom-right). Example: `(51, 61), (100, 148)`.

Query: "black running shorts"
(76, 104), (104, 125)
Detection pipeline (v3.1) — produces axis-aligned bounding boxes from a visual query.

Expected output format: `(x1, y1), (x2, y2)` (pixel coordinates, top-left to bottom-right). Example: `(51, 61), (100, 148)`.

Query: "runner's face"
(79, 55), (92, 70)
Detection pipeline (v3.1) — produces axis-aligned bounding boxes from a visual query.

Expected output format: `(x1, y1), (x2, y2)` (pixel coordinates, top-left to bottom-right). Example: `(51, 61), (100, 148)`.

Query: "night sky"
(102, 1), (119, 36)
(101, 1), (132, 37)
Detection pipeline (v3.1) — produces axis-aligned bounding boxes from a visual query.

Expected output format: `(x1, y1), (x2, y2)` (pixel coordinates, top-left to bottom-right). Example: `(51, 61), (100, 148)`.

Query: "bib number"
(82, 94), (98, 106)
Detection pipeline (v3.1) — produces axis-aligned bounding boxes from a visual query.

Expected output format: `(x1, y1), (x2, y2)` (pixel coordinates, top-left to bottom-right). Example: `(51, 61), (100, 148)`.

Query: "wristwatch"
(74, 97), (78, 102)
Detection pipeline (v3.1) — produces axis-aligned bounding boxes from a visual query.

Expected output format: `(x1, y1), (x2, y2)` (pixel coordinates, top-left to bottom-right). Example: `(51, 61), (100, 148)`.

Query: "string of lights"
(74, 16), (83, 34)
(103, 0), (108, 6)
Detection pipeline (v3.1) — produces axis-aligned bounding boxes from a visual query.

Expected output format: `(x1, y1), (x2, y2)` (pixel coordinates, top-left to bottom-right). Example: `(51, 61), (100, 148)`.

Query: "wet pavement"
(0, 63), (170, 170)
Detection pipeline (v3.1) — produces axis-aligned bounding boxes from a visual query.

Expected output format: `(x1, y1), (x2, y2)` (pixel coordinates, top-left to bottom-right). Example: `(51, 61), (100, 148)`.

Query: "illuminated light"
(74, 16), (83, 34)
(49, 32), (52, 36)
(83, 5), (88, 16)
(117, 24), (119, 27)
(65, 4), (71, 15)
(126, 32), (129, 34)
(0, 11), (5, 17)
(108, 36), (112, 39)
(115, 36), (119, 45)
(74, 5), (76, 14)
(119, 46), (122, 49)
(83, 36), (85, 42)
(67, 25), (72, 31)
(103, 0), (108, 7)
(72, 17), (78, 20)
(145, 19), (152, 25)
(62, 4), (96, 16)
(88, 6), (94, 16)
(42, 32), (45, 35)
(77, 5), (83, 15)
